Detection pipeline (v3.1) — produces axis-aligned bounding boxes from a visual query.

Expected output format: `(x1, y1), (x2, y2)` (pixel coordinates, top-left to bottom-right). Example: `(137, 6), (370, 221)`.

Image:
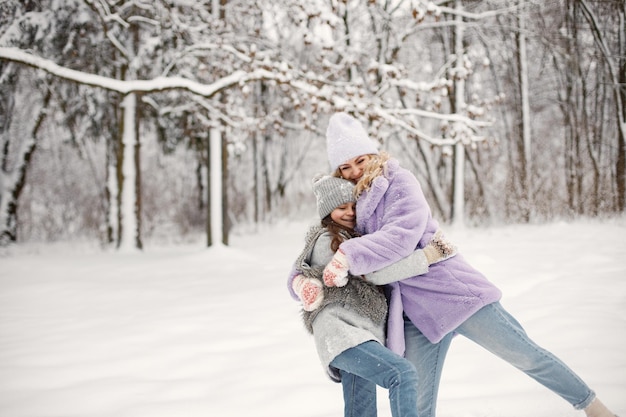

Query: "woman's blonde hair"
(333, 151), (391, 197)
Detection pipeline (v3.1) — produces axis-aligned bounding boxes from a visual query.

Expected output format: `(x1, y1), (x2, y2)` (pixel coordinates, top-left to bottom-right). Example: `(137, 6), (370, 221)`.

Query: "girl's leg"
(339, 371), (378, 417)
(403, 315), (453, 417)
(456, 302), (595, 409)
(331, 341), (419, 417)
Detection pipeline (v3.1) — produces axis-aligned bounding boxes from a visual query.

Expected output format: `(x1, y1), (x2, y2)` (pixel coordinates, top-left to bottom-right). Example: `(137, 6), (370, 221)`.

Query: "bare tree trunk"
(201, 0), (230, 247)
(559, 0), (583, 215)
(206, 132), (212, 247)
(133, 97), (143, 249)
(216, 0), (230, 246)
(0, 85), (51, 245)
(618, 15), (626, 211)
(451, 0), (466, 227)
(105, 127), (119, 245)
(207, 127), (223, 246)
(618, 5), (626, 211)
(617, 5), (626, 211)
(252, 128), (260, 225)
(517, 4), (532, 221)
(221, 127), (229, 245)
(465, 150), (491, 220)
(254, 80), (269, 224)
(117, 92), (142, 251)
(262, 134), (272, 213)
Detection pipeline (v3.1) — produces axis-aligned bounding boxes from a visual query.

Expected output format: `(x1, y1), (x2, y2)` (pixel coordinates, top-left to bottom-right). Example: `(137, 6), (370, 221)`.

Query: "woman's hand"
(423, 229), (458, 265)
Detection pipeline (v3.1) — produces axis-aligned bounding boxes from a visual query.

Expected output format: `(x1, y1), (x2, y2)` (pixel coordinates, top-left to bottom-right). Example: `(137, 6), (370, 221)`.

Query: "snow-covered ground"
(1, 217), (625, 417)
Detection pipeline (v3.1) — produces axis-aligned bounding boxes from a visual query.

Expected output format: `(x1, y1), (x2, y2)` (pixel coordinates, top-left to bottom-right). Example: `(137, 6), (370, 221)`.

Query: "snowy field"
(1, 217), (625, 417)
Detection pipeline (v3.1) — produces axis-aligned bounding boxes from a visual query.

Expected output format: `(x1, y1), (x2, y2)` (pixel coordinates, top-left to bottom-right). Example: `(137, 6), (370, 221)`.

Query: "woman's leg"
(456, 302), (595, 409)
(403, 315), (453, 417)
(331, 341), (419, 417)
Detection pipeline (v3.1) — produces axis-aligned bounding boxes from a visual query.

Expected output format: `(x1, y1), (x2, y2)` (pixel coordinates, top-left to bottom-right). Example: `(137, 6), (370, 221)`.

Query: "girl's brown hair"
(321, 216), (359, 252)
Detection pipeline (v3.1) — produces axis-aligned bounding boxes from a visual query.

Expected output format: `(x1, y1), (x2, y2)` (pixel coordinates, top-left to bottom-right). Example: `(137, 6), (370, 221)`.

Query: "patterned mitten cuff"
(323, 249), (350, 287)
(423, 229), (458, 265)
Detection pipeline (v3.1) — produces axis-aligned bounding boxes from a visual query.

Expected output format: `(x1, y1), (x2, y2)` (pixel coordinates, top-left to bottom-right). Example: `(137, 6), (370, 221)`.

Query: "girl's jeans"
(404, 301), (596, 417)
(330, 340), (419, 417)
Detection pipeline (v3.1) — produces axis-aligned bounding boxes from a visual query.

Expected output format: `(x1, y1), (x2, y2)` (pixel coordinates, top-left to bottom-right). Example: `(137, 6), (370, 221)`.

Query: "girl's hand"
(323, 249), (350, 287)
(292, 275), (324, 311)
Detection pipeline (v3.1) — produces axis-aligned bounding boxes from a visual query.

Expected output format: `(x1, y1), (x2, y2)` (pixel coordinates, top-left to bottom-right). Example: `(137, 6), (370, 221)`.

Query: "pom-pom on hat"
(312, 174), (356, 219)
(326, 112), (379, 171)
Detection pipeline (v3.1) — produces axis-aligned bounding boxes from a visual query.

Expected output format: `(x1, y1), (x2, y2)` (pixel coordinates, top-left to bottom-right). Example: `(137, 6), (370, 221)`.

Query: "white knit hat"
(312, 174), (356, 219)
(326, 112), (379, 171)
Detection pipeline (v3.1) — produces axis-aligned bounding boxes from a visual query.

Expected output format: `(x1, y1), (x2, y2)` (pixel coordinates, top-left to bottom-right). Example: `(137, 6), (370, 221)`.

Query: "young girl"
(319, 112), (617, 417)
(290, 174), (455, 417)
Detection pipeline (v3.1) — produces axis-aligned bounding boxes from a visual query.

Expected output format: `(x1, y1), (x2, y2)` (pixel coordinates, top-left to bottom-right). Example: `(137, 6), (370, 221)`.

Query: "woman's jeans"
(330, 340), (419, 417)
(404, 301), (596, 417)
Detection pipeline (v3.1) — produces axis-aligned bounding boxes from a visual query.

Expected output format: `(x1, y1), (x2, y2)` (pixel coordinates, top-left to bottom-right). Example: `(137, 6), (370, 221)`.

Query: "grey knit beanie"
(312, 175), (356, 219)
(326, 112), (379, 171)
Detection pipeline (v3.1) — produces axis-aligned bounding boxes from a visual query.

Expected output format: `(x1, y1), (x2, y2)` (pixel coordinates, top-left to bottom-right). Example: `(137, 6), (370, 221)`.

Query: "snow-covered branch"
(437, 5), (520, 20)
(387, 108), (490, 128)
(0, 46), (486, 146)
(0, 47), (249, 97)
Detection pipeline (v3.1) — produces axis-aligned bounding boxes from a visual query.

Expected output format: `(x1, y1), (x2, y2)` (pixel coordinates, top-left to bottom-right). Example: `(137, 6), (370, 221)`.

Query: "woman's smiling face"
(338, 154), (371, 183)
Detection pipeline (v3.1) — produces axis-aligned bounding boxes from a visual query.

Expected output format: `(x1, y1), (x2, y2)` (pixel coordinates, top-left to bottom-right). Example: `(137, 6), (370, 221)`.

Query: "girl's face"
(330, 202), (356, 229)
(338, 154), (371, 183)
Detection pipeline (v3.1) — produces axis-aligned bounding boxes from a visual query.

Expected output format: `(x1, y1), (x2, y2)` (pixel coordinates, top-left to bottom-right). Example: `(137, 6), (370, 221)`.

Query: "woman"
(318, 112), (617, 417)
(289, 174), (455, 417)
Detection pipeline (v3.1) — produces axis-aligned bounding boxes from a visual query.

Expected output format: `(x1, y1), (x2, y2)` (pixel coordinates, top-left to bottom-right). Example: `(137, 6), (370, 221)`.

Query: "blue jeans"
(330, 341), (419, 417)
(404, 302), (596, 417)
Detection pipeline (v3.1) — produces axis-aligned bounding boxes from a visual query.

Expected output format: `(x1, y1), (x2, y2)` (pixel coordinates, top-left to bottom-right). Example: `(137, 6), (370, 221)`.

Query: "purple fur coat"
(339, 158), (502, 354)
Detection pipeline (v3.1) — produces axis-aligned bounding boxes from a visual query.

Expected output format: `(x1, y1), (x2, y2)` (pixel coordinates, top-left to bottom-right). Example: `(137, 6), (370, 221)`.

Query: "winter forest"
(1, 0), (625, 249)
